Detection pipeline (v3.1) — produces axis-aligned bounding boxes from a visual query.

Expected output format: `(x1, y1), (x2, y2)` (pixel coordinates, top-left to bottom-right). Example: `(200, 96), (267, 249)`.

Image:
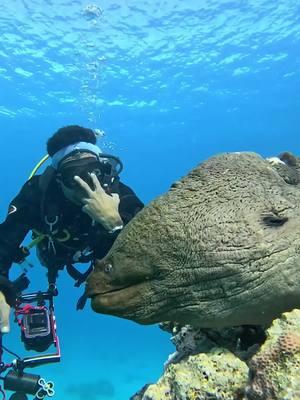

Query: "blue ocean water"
(0, 0), (299, 399)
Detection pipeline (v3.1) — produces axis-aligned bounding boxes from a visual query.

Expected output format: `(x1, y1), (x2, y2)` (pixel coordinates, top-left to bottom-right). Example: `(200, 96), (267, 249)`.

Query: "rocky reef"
(131, 309), (300, 400)
(246, 310), (300, 400)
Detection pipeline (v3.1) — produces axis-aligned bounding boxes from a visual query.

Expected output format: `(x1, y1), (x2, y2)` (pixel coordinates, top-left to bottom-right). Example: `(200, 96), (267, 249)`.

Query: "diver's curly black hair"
(47, 125), (97, 156)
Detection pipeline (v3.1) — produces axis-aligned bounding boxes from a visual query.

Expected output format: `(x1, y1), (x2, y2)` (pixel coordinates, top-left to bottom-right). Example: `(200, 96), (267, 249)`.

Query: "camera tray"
(0, 287), (61, 399)
(14, 287), (61, 369)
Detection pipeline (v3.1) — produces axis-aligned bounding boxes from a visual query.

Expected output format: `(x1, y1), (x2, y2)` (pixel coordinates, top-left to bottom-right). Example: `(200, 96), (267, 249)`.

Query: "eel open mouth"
(87, 282), (148, 311)
(87, 285), (131, 299)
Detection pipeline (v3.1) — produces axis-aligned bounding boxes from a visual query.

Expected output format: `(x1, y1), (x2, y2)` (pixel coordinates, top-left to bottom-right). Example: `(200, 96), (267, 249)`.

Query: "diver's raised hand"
(74, 173), (123, 232)
(0, 291), (10, 333)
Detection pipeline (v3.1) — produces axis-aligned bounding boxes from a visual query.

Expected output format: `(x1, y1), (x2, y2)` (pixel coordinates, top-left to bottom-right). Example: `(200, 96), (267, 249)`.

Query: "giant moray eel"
(86, 152), (300, 328)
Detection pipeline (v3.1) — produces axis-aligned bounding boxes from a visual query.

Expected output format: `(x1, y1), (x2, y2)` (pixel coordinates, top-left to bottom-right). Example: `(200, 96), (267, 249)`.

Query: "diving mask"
(56, 154), (123, 191)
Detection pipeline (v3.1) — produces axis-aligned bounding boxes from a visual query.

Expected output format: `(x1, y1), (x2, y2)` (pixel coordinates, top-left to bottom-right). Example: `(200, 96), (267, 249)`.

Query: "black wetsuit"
(0, 172), (143, 305)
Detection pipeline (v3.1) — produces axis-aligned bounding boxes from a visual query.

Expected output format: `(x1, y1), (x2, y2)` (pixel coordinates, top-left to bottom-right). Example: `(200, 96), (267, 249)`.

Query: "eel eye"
(262, 212), (288, 227)
(104, 263), (113, 273)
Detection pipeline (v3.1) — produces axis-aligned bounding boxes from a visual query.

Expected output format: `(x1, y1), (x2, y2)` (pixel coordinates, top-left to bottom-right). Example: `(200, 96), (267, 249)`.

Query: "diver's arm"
(0, 218), (30, 279)
(0, 177), (39, 289)
(117, 181), (144, 225)
(0, 179), (38, 333)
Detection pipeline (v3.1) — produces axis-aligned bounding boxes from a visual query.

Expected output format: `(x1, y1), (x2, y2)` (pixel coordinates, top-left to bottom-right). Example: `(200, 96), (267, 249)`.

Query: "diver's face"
(57, 153), (99, 205)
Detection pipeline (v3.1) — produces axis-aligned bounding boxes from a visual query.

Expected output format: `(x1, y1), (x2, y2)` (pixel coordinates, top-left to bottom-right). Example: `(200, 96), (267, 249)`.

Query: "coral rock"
(132, 310), (300, 400)
(138, 349), (248, 400)
(245, 309), (300, 400)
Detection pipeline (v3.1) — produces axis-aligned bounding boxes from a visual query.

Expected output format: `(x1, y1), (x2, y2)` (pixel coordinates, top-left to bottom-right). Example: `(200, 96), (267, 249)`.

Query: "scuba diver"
(0, 125), (144, 333)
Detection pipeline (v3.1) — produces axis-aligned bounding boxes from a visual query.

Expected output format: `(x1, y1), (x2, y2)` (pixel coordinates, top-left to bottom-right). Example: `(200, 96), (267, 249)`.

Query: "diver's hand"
(0, 291), (10, 333)
(74, 173), (124, 232)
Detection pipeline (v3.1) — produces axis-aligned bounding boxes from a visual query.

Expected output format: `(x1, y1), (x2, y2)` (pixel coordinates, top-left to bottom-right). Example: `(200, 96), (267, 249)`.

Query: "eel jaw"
(88, 282), (149, 313)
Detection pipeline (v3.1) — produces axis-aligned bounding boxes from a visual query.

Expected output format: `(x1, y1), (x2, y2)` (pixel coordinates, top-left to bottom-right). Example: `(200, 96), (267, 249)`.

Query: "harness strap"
(66, 263), (93, 287)
(76, 292), (88, 311)
(67, 263), (94, 311)
(47, 267), (59, 287)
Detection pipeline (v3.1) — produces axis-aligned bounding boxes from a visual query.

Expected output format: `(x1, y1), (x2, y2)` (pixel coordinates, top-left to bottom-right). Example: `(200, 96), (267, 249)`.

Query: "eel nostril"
(104, 263), (113, 274)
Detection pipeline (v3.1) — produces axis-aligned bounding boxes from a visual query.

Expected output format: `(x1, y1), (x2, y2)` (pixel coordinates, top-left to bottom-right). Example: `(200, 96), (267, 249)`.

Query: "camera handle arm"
(14, 349), (60, 371)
